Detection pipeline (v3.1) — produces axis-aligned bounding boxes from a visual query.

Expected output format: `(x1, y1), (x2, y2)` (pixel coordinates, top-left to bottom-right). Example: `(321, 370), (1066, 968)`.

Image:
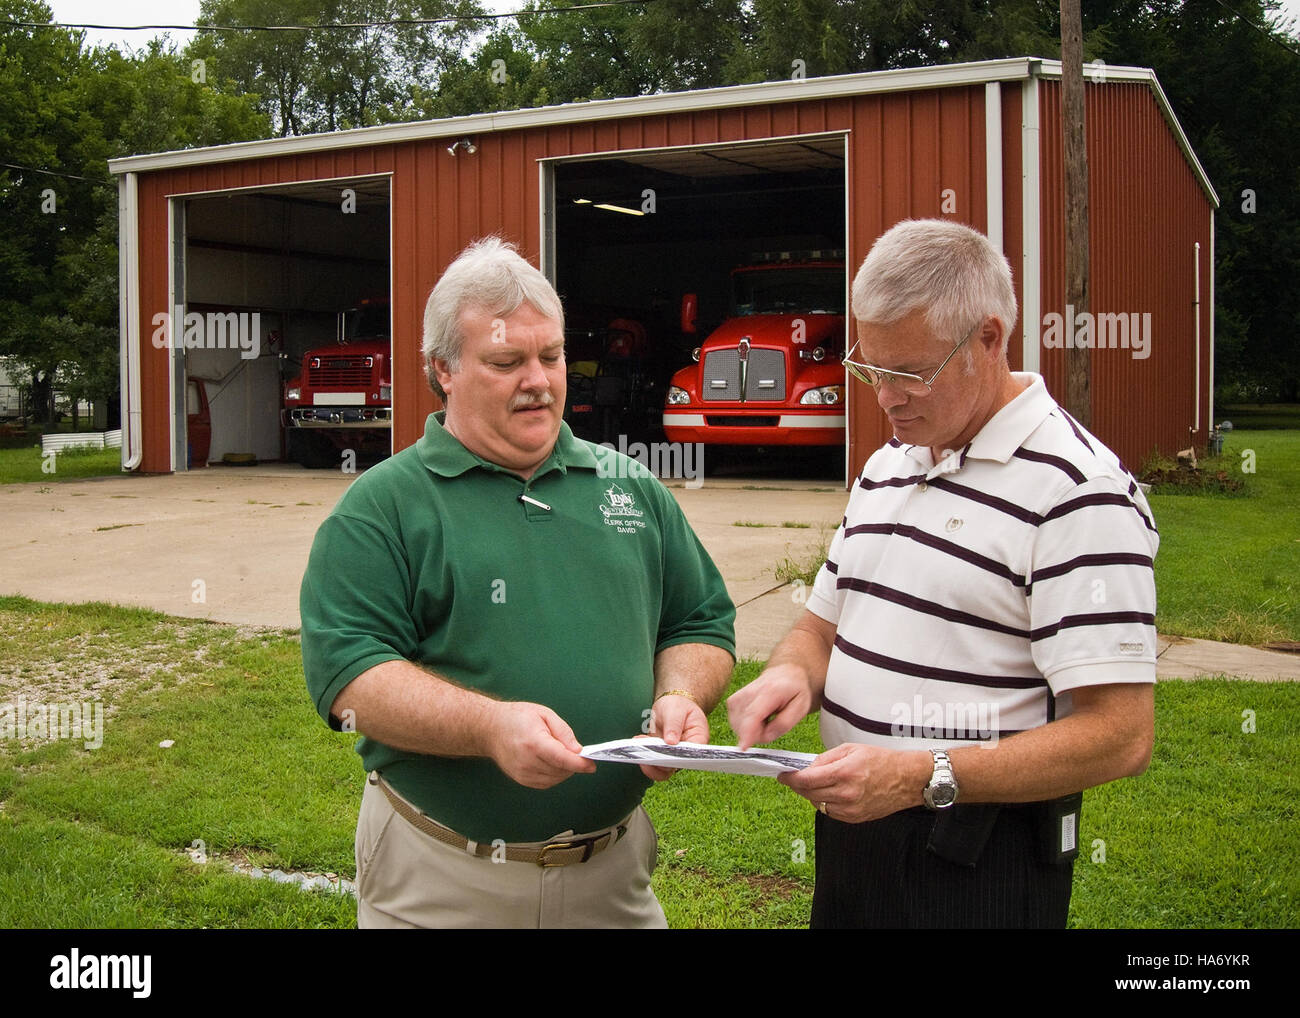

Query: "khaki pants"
(354, 775), (667, 929)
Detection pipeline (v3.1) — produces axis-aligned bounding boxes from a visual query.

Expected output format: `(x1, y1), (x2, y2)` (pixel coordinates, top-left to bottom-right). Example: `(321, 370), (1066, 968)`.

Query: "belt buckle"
(537, 834), (602, 868)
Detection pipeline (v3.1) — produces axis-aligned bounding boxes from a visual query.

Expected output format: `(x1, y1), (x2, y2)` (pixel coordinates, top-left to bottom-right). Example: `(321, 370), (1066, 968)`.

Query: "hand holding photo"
(581, 737), (816, 776)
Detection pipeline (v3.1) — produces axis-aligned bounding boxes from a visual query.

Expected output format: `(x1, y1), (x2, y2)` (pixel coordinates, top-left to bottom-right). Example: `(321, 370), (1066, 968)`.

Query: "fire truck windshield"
(342, 304), (391, 342)
(731, 268), (844, 317)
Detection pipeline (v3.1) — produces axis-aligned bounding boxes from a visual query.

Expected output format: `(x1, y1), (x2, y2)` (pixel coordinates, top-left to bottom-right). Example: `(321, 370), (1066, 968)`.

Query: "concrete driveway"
(1, 464), (843, 660)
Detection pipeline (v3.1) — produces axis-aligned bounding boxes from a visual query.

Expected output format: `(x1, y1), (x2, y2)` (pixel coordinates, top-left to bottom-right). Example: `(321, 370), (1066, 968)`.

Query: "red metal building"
(109, 57), (1217, 480)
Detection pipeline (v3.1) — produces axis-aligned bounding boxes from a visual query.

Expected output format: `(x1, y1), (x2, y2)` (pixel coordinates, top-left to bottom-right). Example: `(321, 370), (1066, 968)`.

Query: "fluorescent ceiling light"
(593, 203), (644, 216)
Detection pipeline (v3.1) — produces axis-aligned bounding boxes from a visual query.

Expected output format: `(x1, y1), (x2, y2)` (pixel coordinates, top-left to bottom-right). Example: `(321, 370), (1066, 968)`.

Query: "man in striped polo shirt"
(729, 219), (1158, 928)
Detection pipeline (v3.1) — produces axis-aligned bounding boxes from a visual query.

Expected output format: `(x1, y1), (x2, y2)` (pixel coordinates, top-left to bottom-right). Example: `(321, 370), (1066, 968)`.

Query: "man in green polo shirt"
(300, 236), (736, 928)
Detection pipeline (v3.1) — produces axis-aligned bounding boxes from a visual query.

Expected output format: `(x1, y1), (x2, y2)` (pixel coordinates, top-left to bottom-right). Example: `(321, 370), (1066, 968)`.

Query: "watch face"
(931, 785), (957, 808)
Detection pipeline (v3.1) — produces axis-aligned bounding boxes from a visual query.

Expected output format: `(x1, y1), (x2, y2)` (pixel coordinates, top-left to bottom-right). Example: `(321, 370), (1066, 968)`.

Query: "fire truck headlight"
(800, 385), (844, 405)
(285, 386), (302, 401)
(380, 384), (392, 401)
(666, 386), (691, 406)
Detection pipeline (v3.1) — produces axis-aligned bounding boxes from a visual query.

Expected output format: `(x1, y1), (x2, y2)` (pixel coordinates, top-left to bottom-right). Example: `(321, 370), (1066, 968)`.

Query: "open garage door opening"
(177, 176), (391, 471)
(549, 136), (847, 483)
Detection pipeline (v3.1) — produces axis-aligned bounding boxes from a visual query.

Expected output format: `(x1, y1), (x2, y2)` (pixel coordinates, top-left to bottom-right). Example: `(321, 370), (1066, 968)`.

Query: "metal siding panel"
(845, 87), (989, 480)
(616, 117), (644, 152)
(642, 114), (669, 150)
(392, 141), (430, 452)
(475, 133), (491, 238)
(742, 104), (770, 141)
(1038, 79), (1066, 406)
(666, 114), (695, 148)
(954, 86), (986, 233)
(768, 103), (799, 140)
(593, 120), (620, 155)
(1038, 80), (1213, 469)
(846, 95), (888, 477)
(137, 174), (172, 472)
(912, 91), (941, 216)
(522, 128), (549, 255)
(1001, 85), (1025, 372)
(797, 98), (828, 135)
(501, 133), (527, 241)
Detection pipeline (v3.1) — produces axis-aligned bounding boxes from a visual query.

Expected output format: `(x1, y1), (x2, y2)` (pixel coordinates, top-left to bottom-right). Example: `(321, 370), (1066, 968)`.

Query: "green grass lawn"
(1, 597), (1294, 928)
(1215, 403), (1300, 430)
(1147, 428), (1299, 643)
(0, 444), (122, 485)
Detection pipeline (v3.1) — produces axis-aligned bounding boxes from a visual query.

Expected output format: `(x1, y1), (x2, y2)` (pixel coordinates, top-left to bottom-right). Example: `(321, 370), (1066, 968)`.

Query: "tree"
(0, 5), (268, 423)
(1086, 0), (1300, 401)
(1, 3), (108, 422)
(422, 26), (556, 116)
(188, 0), (485, 134)
(514, 0), (744, 100)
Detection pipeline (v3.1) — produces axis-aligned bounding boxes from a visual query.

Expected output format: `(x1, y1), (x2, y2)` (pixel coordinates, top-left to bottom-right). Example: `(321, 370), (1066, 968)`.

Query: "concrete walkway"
(4, 465), (1297, 680)
(1155, 634), (1300, 681)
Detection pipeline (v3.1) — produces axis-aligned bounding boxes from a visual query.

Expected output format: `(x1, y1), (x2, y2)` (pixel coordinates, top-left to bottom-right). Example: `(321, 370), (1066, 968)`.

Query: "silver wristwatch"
(923, 749), (959, 810)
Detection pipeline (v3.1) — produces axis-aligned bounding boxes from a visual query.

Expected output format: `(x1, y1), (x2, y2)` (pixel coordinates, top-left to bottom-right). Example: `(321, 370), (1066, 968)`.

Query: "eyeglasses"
(843, 320), (982, 397)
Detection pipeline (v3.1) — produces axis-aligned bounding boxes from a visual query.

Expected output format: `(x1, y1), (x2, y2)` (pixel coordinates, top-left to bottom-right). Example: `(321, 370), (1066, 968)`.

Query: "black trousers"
(810, 805), (1075, 929)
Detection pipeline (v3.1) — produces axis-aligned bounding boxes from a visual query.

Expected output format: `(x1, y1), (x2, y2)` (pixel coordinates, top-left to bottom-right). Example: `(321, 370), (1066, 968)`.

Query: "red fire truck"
(282, 298), (392, 468)
(662, 252), (846, 446)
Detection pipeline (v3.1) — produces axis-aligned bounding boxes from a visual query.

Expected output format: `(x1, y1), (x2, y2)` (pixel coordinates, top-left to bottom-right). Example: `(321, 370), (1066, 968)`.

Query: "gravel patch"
(0, 607), (298, 750)
(179, 845), (356, 898)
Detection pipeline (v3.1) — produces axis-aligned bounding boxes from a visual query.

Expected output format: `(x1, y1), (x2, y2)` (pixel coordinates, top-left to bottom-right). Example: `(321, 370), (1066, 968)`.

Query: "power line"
(2, 0), (657, 35)
(1208, 0), (1300, 60)
(0, 161), (114, 186)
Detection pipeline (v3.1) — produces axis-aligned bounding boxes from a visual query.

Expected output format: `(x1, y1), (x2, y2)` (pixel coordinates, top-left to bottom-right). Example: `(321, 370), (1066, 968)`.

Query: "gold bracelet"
(654, 688), (699, 706)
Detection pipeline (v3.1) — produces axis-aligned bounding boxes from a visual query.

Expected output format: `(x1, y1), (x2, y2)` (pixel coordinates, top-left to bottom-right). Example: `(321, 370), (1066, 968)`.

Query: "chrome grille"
(701, 347), (786, 402)
(746, 349), (786, 401)
(311, 358), (373, 387)
(702, 350), (740, 401)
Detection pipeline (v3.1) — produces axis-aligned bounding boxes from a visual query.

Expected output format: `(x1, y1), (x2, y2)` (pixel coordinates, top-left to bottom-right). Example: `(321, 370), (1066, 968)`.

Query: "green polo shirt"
(301, 413), (736, 842)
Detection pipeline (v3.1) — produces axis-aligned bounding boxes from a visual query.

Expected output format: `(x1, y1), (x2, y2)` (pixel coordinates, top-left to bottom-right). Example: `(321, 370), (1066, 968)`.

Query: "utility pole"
(1061, 0), (1091, 426)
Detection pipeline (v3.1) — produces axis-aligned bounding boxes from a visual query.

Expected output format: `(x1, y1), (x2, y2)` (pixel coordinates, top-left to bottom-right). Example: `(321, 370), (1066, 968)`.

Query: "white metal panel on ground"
(41, 432), (114, 453)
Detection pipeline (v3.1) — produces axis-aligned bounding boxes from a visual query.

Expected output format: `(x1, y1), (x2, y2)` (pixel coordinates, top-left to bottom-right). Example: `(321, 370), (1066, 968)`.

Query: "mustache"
(509, 391), (556, 411)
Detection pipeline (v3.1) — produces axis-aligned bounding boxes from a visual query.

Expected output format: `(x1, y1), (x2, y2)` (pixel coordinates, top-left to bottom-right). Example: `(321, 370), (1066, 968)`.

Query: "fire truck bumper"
(662, 410), (845, 446)
(286, 407), (392, 428)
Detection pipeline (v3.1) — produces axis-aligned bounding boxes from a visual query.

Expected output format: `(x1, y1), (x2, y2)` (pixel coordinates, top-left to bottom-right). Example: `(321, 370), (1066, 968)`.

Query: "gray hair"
(421, 236), (565, 399)
(850, 219), (1017, 360)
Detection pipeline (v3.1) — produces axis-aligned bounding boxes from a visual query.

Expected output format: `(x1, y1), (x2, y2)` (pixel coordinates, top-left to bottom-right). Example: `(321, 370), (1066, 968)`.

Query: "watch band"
(923, 749), (959, 810)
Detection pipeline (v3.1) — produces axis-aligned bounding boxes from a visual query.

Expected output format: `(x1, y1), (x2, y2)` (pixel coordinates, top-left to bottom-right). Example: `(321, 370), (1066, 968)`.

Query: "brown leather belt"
(375, 774), (629, 867)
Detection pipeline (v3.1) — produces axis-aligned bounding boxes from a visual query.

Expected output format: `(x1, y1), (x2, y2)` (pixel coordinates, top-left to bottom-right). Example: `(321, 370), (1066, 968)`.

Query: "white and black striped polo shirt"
(807, 373), (1159, 752)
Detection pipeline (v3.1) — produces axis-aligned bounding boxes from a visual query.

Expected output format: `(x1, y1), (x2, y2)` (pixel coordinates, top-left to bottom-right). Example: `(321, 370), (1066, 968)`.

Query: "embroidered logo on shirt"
(599, 484), (646, 534)
(1118, 641), (1145, 655)
(945, 517), (964, 532)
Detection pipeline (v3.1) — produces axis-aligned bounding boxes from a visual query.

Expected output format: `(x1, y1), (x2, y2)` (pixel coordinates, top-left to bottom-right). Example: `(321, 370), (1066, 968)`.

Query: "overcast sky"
(43, 0), (517, 52)
(42, 0), (1300, 59)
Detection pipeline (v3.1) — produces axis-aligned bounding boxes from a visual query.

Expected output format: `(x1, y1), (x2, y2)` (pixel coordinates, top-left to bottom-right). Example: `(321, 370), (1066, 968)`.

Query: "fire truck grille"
(746, 349), (786, 401)
(701, 349), (786, 401)
(702, 350), (741, 401)
(311, 359), (372, 386)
